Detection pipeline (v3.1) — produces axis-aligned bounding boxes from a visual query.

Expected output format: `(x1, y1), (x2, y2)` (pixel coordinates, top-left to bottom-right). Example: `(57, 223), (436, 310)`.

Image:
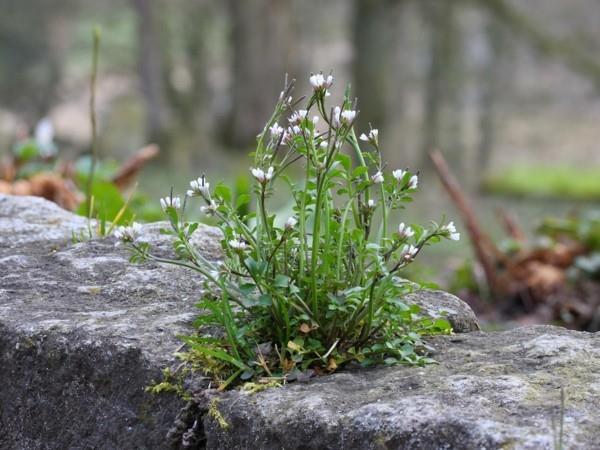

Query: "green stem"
(335, 197), (356, 280)
(85, 27), (101, 213)
(310, 172), (325, 315)
(380, 183), (388, 239)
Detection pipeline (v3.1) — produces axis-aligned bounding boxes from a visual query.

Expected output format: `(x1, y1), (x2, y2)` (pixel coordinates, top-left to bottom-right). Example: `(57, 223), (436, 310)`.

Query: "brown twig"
(429, 150), (501, 297)
(496, 207), (526, 243)
(112, 144), (159, 190)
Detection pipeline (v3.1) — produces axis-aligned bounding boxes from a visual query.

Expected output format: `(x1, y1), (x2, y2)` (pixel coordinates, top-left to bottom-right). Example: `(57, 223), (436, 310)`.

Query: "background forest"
(1, 0), (600, 327)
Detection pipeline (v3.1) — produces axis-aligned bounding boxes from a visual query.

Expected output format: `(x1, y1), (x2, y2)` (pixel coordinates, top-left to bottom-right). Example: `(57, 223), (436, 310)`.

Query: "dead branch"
(430, 150), (501, 297)
(112, 144), (159, 191)
(496, 207), (526, 243)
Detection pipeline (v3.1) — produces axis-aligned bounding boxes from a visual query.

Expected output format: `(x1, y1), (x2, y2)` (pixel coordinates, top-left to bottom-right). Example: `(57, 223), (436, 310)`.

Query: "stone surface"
(0, 195), (479, 449)
(206, 326), (600, 450)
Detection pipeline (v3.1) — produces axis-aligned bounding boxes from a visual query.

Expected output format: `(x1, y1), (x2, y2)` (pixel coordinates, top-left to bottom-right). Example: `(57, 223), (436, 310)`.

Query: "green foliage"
(539, 211), (600, 251)
(13, 139), (41, 162)
(483, 165), (600, 200)
(124, 74), (457, 388)
(539, 211), (600, 280)
(77, 181), (133, 226)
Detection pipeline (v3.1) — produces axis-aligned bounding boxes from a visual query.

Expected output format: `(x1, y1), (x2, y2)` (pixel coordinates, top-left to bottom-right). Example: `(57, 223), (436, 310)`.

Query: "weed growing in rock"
(121, 74), (457, 389)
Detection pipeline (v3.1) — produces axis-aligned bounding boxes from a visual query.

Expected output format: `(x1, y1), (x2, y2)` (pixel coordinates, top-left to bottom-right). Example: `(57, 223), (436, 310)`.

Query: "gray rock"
(405, 289), (480, 333)
(0, 194), (531, 450)
(0, 195), (219, 449)
(205, 326), (600, 450)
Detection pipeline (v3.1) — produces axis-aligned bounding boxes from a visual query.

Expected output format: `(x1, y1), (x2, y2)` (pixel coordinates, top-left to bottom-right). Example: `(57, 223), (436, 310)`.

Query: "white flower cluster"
(187, 176), (210, 198)
(160, 196), (181, 211)
(397, 222), (415, 240)
(269, 123), (286, 140)
(360, 129), (379, 145)
(392, 169), (406, 181)
(288, 110), (308, 125)
(309, 72), (333, 92)
(251, 166), (274, 184)
(332, 106), (357, 128)
(441, 221), (461, 241)
(401, 244), (418, 261)
(228, 237), (247, 251)
(391, 169), (418, 189)
(114, 222), (142, 245)
(371, 171), (384, 184)
(285, 216), (297, 230)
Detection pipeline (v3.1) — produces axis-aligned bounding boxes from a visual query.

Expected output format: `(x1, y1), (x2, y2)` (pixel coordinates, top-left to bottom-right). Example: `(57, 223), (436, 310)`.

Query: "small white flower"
(360, 129), (379, 145)
(188, 176), (210, 198)
(114, 222), (142, 245)
(285, 216), (297, 230)
(265, 166), (274, 181)
(367, 199), (376, 209)
(312, 116), (319, 126)
(397, 222), (415, 240)
(160, 196), (181, 211)
(371, 171), (384, 184)
(251, 168), (265, 182)
(444, 221), (457, 233)
(332, 106), (341, 127)
(441, 221), (460, 241)
(341, 109), (357, 124)
(269, 123), (285, 138)
(200, 200), (218, 216)
(408, 174), (419, 190)
(251, 166), (274, 183)
(392, 169), (407, 181)
(401, 244), (418, 261)
(288, 125), (302, 136)
(228, 238), (247, 251)
(309, 72), (333, 91)
(288, 110), (308, 125)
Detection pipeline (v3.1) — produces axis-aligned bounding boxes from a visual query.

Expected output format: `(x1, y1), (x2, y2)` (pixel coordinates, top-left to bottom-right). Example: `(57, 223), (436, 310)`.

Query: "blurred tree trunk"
(225, 0), (292, 149)
(420, 0), (464, 176)
(131, 0), (172, 158)
(289, 0), (319, 81)
(352, 0), (407, 133)
(0, 0), (76, 125)
(477, 15), (510, 174)
(162, 0), (214, 167)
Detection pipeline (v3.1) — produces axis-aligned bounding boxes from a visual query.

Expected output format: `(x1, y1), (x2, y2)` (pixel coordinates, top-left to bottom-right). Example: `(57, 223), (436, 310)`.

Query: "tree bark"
(477, 14), (510, 174)
(131, 0), (171, 156)
(225, 0), (292, 149)
(352, 0), (406, 134)
(420, 0), (464, 176)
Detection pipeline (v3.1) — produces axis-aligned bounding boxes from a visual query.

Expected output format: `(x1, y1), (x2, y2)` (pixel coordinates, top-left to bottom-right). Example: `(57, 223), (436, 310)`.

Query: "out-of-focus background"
(1, 0), (599, 328)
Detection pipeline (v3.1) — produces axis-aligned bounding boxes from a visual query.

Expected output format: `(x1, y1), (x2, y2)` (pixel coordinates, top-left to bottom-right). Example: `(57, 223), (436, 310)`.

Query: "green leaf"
(258, 294), (272, 306)
(76, 181), (132, 225)
(236, 194), (251, 209)
(215, 183), (232, 203)
(273, 274), (291, 288)
(352, 166), (368, 178)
